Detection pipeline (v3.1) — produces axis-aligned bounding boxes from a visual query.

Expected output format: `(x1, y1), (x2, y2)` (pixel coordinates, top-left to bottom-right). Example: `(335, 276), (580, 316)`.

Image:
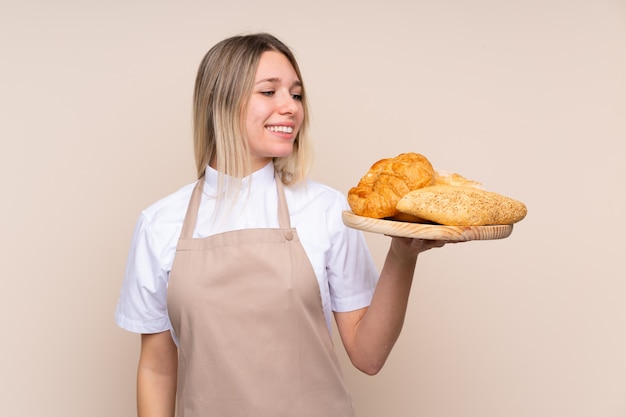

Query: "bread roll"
(348, 153), (435, 218)
(396, 185), (527, 226)
(433, 170), (484, 189)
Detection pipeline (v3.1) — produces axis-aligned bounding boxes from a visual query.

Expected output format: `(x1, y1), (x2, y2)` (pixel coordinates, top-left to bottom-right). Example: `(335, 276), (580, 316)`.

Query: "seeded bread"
(396, 185), (527, 226)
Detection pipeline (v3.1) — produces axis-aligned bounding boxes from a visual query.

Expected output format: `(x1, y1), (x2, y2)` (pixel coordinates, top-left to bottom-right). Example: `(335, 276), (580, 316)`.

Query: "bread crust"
(348, 153), (435, 218)
(396, 185), (527, 226)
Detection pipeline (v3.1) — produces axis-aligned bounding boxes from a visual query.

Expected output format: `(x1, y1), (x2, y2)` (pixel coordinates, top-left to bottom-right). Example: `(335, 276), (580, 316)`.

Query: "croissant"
(347, 153), (435, 218)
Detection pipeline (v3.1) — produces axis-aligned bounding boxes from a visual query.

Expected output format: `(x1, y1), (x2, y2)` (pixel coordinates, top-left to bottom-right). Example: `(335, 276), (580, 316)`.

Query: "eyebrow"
(255, 77), (302, 87)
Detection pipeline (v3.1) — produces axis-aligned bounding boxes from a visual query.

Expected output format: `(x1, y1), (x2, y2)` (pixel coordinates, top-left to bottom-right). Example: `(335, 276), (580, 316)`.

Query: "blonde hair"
(193, 33), (313, 186)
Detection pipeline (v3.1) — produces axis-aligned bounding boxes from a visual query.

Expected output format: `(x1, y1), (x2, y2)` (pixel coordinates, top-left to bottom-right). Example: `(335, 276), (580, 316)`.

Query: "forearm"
(348, 240), (418, 374)
(137, 366), (177, 417)
(137, 332), (178, 417)
(337, 237), (446, 375)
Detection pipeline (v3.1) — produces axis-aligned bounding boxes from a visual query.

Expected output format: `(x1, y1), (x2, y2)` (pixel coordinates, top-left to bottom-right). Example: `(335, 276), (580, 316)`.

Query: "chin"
(271, 145), (295, 158)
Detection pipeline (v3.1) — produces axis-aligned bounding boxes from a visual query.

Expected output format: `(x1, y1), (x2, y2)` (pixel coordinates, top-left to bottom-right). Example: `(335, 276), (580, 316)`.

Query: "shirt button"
(284, 231), (294, 241)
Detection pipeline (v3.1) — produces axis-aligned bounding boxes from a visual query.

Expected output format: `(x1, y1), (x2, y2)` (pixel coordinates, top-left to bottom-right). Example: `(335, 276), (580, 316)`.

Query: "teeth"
(267, 125), (294, 133)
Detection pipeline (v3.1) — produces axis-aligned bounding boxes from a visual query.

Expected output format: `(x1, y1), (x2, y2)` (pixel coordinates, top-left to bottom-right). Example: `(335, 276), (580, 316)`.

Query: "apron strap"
(274, 171), (291, 230)
(180, 178), (204, 239)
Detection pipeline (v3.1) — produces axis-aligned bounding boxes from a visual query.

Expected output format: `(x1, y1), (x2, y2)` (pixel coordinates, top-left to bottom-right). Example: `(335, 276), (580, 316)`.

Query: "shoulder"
(285, 179), (348, 213)
(139, 181), (198, 228)
(130, 181), (198, 256)
(285, 179), (351, 241)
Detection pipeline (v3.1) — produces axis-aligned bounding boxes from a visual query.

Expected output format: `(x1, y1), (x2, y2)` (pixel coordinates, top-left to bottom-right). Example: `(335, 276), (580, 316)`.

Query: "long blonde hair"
(193, 33), (313, 186)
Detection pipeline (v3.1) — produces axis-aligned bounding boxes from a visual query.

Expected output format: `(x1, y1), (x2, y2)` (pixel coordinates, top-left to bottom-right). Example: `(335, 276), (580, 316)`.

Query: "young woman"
(115, 32), (446, 417)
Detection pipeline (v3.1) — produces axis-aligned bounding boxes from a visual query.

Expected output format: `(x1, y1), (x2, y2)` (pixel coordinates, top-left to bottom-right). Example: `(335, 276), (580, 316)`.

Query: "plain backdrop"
(1, 1), (625, 416)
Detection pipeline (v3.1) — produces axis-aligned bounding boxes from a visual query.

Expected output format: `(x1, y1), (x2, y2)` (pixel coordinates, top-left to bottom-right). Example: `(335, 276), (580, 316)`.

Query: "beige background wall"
(1, 0), (625, 416)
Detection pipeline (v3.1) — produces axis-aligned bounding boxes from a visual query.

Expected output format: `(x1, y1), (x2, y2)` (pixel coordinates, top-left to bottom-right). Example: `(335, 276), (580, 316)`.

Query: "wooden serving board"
(342, 211), (513, 241)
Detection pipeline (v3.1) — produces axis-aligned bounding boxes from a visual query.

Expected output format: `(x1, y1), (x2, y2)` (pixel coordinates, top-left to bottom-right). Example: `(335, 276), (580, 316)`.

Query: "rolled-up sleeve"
(326, 194), (378, 313)
(114, 214), (172, 334)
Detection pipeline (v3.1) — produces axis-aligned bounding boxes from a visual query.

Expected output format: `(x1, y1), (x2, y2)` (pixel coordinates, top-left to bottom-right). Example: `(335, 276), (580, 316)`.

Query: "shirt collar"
(203, 161), (275, 196)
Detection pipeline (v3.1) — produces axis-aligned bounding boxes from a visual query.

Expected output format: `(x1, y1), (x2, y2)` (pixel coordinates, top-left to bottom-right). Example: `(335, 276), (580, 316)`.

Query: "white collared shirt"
(115, 162), (378, 336)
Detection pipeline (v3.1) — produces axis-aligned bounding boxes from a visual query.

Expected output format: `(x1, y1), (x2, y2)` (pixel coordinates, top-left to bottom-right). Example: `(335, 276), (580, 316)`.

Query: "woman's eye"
(260, 91), (275, 96)
(291, 93), (302, 101)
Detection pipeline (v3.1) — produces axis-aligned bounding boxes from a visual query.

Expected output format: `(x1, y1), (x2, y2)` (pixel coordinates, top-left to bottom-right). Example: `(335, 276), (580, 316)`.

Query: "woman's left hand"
(387, 235), (450, 259)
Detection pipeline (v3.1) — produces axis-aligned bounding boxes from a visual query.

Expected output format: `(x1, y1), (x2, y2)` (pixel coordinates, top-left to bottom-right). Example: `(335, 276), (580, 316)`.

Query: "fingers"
(387, 235), (448, 255)
(415, 239), (446, 251)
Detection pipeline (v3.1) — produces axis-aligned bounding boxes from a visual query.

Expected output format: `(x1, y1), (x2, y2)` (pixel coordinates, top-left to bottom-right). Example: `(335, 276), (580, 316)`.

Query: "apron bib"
(167, 173), (355, 417)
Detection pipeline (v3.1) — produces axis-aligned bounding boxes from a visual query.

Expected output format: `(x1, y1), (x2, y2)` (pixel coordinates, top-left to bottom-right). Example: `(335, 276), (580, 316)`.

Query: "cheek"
(245, 99), (268, 125)
(296, 106), (305, 126)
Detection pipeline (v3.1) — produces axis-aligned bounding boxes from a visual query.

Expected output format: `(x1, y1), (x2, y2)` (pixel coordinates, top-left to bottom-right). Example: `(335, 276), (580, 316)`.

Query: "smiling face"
(245, 50), (304, 172)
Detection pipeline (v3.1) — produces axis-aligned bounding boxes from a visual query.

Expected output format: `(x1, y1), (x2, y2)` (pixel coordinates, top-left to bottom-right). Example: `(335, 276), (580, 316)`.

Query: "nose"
(278, 92), (299, 115)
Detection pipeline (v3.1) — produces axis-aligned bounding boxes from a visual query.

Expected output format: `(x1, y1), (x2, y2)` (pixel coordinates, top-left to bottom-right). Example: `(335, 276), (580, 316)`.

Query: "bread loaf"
(396, 185), (527, 226)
